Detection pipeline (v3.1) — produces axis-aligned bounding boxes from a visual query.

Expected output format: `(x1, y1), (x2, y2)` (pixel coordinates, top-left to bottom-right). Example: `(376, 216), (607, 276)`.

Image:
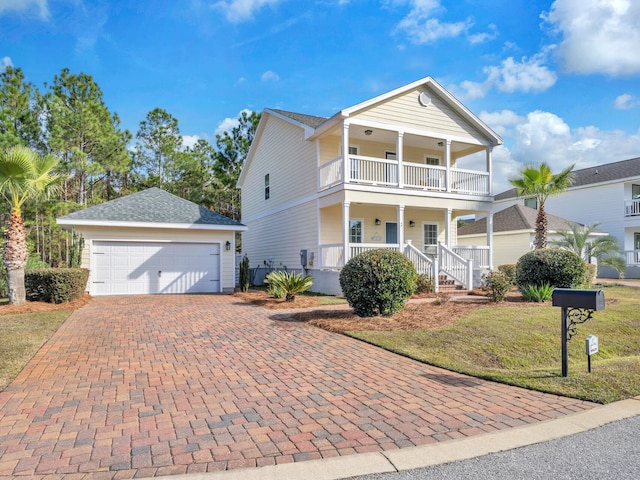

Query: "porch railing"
(350, 243), (400, 258)
(319, 243), (343, 268)
(439, 243), (473, 290)
(403, 241), (433, 276)
(625, 250), (640, 265)
(318, 155), (490, 195)
(453, 245), (490, 269)
(624, 199), (640, 216)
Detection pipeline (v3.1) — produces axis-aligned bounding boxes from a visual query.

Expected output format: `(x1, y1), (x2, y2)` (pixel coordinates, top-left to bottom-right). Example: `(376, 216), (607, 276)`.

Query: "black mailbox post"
(552, 288), (605, 377)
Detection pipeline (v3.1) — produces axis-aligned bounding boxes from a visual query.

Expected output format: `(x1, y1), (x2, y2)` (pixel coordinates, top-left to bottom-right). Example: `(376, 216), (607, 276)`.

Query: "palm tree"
(510, 162), (574, 249)
(552, 222), (626, 277)
(0, 146), (62, 304)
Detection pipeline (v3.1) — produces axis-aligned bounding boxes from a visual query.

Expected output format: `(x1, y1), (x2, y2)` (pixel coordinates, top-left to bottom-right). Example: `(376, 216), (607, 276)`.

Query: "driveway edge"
(146, 396), (640, 480)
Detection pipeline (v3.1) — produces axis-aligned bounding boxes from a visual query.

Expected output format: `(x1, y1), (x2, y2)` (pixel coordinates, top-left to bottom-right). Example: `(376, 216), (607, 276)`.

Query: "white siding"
(74, 226), (236, 293)
(242, 200), (317, 270)
(353, 86), (486, 143)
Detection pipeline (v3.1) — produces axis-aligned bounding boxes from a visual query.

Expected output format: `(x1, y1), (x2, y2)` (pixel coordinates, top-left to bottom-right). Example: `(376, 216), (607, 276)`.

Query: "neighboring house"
(494, 157), (640, 278)
(457, 204), (606, 267)
(57, 188), (246, 295)
(237, 76), (503, 294)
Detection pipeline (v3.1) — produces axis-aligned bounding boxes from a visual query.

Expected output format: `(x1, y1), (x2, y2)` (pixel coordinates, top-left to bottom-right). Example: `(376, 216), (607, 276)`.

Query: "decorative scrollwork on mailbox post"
(552, 289), (605, 377)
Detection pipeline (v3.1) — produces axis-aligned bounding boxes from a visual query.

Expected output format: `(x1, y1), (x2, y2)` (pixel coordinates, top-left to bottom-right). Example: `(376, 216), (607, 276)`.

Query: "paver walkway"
(0, 295), (595, 479)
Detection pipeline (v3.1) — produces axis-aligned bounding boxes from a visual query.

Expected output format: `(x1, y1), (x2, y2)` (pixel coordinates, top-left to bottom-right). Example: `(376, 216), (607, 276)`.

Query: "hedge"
(25, 268), (89, 304)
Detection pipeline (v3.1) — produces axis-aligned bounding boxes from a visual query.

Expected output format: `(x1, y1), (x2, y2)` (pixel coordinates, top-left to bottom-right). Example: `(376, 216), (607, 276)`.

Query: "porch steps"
(438, 275), (467, 296)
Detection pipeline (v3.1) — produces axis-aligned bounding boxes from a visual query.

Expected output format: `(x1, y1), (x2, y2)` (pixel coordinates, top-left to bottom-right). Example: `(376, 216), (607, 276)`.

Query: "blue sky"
(1, 0), (639, 192)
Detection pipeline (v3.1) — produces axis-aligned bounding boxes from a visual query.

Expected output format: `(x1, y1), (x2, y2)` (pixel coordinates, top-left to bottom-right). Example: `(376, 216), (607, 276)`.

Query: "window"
(264, 174), (270, 200)
(425, 156), (440, 166)
(633, 184), (640, 199)
(349, 219), (363, 243)
(524, 197), (537, 209)
(423, 223), (438, 251)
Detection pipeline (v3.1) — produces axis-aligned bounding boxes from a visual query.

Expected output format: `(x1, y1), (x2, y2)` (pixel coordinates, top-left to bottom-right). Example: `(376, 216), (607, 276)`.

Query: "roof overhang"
(56, 219), (248, 232)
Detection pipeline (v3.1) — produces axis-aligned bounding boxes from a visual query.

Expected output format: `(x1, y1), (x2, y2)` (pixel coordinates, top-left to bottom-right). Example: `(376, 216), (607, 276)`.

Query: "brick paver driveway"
(0, 295), (595, 478)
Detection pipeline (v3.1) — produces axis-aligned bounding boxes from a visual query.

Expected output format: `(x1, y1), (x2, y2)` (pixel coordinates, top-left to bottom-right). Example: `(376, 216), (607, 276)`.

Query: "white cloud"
(213, 0), (283, 23)
(614, 93), (640, 110)
(484, 51), (557, 94)
(543, 0), (640, 75)
(0, 0), (49, 19)
(2, 56), (12, 69)
(182, 135), (200, 149)
(261, 70), (280, 82)
(215, 108), (252, 136)
(468, 23), (498, 45)
(454, 51), (557, 100)
(394, 0), (473, 44)
(483, 108), (640, 193)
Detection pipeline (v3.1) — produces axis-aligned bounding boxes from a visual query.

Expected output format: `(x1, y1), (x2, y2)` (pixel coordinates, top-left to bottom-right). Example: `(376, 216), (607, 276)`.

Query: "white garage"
(57, 188), (246, 296)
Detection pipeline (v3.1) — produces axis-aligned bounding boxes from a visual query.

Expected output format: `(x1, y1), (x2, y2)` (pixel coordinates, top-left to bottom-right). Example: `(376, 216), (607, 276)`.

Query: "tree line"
(0, 65), (260, 266)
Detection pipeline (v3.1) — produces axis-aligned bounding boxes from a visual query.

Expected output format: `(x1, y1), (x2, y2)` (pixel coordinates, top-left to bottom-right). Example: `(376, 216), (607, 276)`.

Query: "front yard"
(238, 286), (640, 404)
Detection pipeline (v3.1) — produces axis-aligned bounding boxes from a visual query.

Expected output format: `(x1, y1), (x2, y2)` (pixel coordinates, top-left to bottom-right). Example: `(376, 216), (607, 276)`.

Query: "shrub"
(25, 268), (89, 304)
(583, 263), (597, 288)
(516, 249), (586, 290)
(497, 264), (517, 285)
(239, 255), (250, 292)
(415, 273), (435, 294)
(482, 271), (512, 302)
(339, 249), (417, 317)
(26, 255), (49, 270)
(264, 270), (313, 302)
(520, 283), (554, 302)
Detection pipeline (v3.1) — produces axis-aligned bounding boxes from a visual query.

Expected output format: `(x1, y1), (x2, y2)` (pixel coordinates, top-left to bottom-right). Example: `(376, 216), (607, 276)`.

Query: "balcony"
(319, 154), (490, 196)
(625, 199), (640, 217)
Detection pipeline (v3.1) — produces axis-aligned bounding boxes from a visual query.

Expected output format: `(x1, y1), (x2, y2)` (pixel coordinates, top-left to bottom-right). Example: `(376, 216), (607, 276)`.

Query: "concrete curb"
(145, 396), (640, 480)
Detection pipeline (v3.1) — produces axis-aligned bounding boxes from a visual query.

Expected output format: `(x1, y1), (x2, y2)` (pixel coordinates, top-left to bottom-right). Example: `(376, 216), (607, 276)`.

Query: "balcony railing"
(624, 199), (640, 216)
(318, 154), (490, 196)
(625, 250), (640, 265)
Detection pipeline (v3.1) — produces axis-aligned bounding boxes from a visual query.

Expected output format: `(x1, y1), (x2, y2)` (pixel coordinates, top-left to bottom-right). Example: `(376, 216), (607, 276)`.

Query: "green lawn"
(349, 286), (640, 404)
(0, 310), (70, 391)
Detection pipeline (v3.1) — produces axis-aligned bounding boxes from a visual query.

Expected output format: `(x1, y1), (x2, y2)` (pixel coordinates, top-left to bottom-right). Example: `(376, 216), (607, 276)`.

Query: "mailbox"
(552, 288), (605, 311)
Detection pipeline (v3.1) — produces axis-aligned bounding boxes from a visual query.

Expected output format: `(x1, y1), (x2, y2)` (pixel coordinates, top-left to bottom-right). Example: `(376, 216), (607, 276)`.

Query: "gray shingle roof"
(58, 188), (244, 227)
(495, 156), (640, 200)
(458, 204), (588, 235)
(270, 109), (328, 129)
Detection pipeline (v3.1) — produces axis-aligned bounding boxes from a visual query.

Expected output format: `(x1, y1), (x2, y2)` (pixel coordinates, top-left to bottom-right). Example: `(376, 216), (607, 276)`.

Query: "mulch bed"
(234, 289), (529, 333)
(0, 294), (92, 316)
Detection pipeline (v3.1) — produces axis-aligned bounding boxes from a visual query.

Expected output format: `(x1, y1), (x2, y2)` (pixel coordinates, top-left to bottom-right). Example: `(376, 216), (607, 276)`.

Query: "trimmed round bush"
(339, 249), (417, 317)
(515, 249), (586, 290)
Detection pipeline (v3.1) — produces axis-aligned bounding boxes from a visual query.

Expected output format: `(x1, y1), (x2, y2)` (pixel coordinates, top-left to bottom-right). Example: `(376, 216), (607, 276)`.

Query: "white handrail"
(439, 243), (472, 289)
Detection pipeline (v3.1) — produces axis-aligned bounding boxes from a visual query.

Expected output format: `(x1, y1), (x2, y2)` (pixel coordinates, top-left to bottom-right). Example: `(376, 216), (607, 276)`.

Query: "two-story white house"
(493, 157), (640, 278)
(237, 76), (503, 294)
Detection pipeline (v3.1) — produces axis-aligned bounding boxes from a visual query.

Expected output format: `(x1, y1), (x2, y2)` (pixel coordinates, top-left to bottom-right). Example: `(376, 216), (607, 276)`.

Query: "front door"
(386, 222), (398, 244)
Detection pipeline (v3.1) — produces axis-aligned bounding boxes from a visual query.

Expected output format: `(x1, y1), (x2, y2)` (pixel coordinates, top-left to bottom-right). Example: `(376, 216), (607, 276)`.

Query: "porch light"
(437, 141), (444, 147)
(225, 241), (231, 251)
(375, 218), (381, 225)
(409, 220), (415, 228)
(364, 129), (373, 136)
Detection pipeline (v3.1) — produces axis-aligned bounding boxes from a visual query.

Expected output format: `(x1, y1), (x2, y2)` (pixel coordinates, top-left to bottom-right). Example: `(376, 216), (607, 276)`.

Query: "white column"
(397, 132), (404, 188)
(398, 204), (405, 249)
(488, 211), (494, 270)
(342, 123), (350, 184)
(445, 139), (452, 193)
(486, 147), (493, 196)
(342, 201), (350, 266)
(445, 208), (452, 248)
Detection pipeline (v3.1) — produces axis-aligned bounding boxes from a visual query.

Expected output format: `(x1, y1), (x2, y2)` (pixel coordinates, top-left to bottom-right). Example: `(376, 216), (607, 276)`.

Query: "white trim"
(89, 239), (224, 296)
(56, 219), (247, 231)
(323, 182), (494, 203)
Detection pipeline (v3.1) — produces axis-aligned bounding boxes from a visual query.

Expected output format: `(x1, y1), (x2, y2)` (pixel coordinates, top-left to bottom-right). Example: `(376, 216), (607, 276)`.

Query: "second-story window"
(524, 197), (537, 209)
(265, 174), (270, 200)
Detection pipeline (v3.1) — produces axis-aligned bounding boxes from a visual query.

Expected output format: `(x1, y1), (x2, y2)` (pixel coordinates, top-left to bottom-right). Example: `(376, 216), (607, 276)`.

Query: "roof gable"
(57, 188), (245, 229)
(458, 204), (591, 235)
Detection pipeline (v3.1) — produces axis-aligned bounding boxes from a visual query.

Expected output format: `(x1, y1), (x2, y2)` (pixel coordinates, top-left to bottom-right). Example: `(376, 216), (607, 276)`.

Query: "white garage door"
(92, 241), (221, 296)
